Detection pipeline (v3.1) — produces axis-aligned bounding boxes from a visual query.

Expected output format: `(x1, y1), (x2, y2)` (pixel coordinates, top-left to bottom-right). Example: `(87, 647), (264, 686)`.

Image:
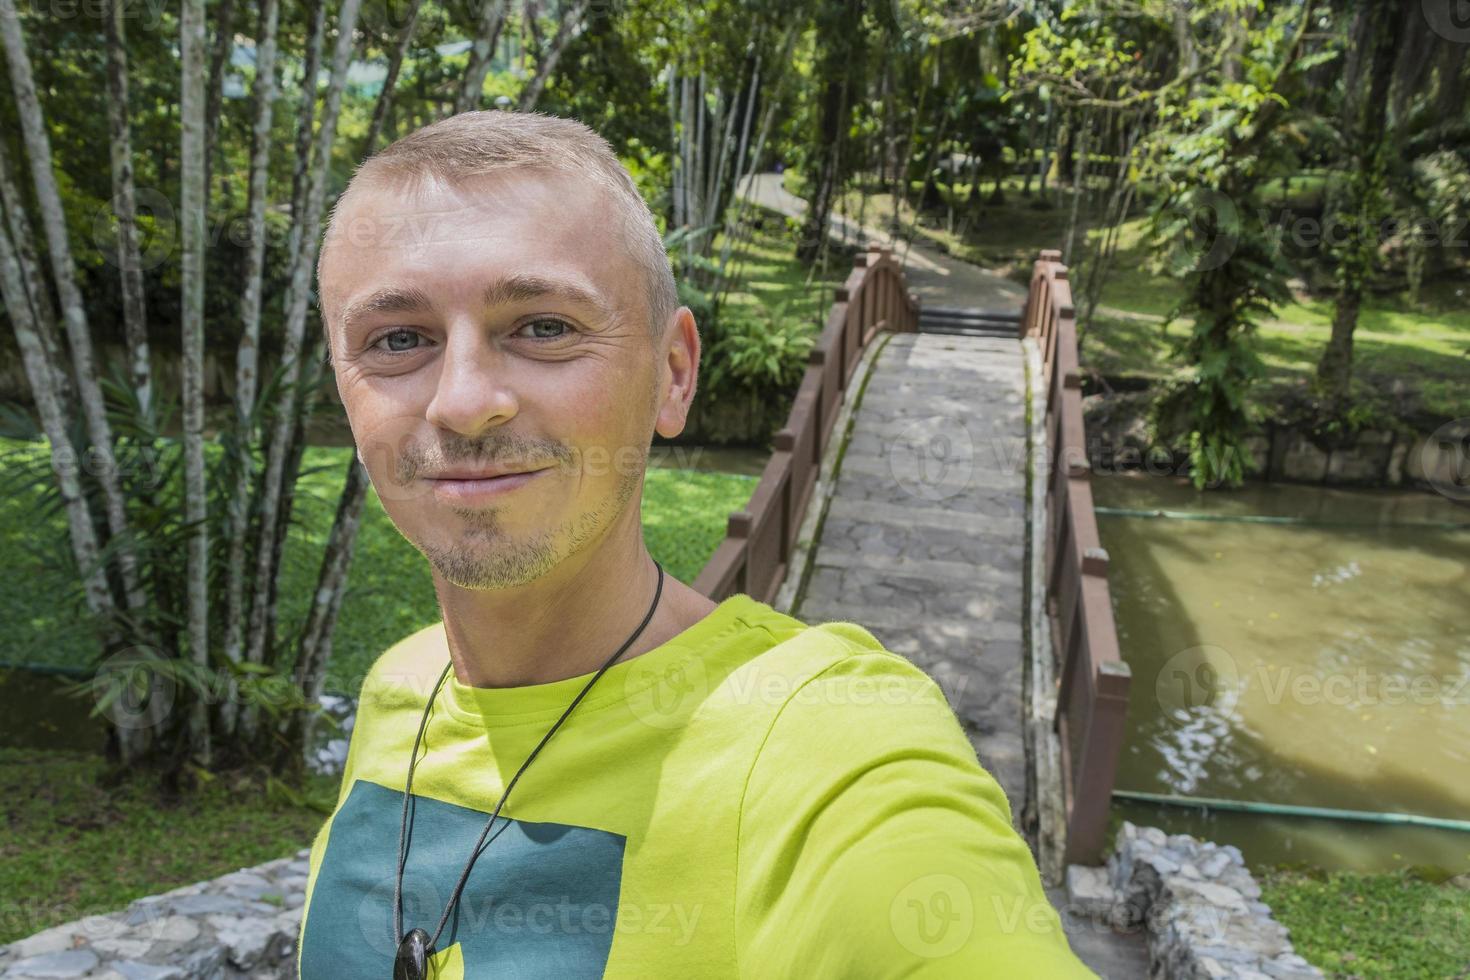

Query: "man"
(300, 109), (1091, 978)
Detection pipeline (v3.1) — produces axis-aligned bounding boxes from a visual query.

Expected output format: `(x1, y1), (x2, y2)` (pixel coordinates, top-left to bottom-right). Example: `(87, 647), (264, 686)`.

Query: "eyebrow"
(338, 274), (617, 336)
(481, 273), (616, 322)
(338, 285), (434, 335)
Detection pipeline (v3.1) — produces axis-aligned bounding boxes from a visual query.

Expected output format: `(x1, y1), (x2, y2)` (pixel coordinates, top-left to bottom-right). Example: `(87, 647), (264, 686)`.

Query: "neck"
(433, 512), (717, 688)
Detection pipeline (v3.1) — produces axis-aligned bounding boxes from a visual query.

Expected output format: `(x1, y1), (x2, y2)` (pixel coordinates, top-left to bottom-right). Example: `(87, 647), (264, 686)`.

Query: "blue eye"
(377, 329), (422, 353)
(521, 318), (571, 340)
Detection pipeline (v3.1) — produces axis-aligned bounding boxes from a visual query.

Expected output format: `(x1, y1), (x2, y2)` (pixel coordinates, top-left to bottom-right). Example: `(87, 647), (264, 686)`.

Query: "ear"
(654, 307), (699, 440)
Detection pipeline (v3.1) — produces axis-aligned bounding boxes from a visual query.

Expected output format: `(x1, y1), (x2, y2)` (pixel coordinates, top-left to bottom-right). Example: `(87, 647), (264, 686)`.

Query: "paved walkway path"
(739, 173), (1030, 312)
(793, 331), (1032, 815)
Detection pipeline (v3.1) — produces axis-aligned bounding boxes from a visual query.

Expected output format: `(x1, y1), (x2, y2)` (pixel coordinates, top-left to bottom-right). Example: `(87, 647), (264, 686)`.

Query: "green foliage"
(1261, 868), (1470, 979)
(703, 299), (814, 392)
(1137, 3), (1314, 488)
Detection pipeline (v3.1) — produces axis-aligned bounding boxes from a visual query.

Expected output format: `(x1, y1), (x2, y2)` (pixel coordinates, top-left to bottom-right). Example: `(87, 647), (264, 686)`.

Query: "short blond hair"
(318, 110), (679, 341)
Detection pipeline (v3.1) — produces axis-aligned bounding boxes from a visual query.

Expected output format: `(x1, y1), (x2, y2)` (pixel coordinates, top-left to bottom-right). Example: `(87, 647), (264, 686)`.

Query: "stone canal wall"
(1083, 390), (1468, 492)
(1066, 822), (1323, 980)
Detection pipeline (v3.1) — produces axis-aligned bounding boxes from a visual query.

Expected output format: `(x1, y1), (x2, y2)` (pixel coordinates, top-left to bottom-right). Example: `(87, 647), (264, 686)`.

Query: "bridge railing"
(1022, 249), (1132, 865)
(694, 245), (919, 602)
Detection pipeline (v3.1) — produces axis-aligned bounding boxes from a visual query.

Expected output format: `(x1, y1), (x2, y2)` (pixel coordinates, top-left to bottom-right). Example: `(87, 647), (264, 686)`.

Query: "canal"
(1095, 475), (1470, 873)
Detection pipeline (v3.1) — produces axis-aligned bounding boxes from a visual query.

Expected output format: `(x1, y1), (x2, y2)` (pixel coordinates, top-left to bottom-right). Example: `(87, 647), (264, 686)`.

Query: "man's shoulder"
(731, 605), (950, 721)
(353, 621), (449, 710)
(746, 601), (929, 674)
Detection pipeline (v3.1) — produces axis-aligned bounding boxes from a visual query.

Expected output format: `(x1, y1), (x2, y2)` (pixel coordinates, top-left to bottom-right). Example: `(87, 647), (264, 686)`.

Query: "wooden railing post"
(1023, 249), (1133, 867)
(695, 239), (918, 602)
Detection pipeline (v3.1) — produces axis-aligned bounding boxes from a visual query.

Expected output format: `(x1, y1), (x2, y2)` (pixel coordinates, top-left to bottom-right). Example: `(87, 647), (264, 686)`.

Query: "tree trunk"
(202, 0), (237, 202)
(366, 0), (423, 150)
(798, 56), (856, 263)
(454, 0), (506, 114)
(221, 0), (281, 737)
(1315, 0), (1406, 407)
(103, 0), (154, 423)
(287, 454), (370, 759)
(517, 0), (589, 111)
(0, 190), (115, 640)
(286, 0), (327, 274)
(1062, 112), (1091, 263)
(180, 0), (212, 764)
(0, 135), (70, 407)
(1317, 287), (1359, 401)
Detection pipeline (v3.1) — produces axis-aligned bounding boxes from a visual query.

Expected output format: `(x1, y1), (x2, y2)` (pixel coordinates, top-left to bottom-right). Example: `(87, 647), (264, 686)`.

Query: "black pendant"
(394, 927), (432, 980)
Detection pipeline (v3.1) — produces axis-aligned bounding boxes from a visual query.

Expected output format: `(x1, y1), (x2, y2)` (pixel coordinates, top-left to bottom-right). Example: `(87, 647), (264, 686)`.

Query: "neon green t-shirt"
(297, 593), (1092, 978)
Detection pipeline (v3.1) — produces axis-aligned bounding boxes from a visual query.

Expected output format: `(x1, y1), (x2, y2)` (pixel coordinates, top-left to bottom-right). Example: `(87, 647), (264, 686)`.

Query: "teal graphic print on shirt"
(300, 779), (626, 978)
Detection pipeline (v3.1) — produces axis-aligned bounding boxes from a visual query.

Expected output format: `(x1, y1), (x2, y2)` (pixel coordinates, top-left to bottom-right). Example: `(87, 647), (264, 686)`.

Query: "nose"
(423, 322), (519, 435)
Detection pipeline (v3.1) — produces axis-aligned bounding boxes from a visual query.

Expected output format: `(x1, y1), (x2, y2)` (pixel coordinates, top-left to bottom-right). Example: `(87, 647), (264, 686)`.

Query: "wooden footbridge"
(693, 246), (1133, 882)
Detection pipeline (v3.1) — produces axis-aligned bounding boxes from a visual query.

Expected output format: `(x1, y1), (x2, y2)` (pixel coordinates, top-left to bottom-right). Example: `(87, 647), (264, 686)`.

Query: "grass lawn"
(715, 202), (846, 328)
(0, 747), (336, 945)
(1262, 869), (1470, 978)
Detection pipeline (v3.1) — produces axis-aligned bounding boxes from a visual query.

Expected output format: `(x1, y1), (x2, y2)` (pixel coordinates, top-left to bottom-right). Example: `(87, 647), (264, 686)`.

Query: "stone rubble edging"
(307, 694), (356, 777)
(0, 852), (310, 980)
(1065, 821), (1323, 979)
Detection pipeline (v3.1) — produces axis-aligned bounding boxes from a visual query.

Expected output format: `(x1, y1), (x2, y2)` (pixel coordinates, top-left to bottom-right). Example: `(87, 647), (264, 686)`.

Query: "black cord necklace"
(391, 559), (666, 980)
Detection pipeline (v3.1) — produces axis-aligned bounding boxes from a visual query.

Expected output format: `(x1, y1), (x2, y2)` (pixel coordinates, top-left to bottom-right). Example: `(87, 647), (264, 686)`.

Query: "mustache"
(390, 433), (572, 485)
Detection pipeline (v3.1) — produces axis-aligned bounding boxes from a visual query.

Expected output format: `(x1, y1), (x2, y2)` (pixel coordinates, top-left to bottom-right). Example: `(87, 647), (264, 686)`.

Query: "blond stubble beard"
(418, 443), (646, 591)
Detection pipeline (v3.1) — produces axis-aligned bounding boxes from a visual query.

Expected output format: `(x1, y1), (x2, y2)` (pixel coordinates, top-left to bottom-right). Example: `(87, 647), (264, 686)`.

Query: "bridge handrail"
(694, 245), (919, 602)
(1022, 249), (1132, 865)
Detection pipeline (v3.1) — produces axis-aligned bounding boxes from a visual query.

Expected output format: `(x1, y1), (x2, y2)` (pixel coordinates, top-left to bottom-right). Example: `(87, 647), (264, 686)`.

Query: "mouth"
(424, 465), (553, 502)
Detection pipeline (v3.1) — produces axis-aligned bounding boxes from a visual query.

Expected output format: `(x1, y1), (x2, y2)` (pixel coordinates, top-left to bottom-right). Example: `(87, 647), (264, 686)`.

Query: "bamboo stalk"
(179, 0), (211, 763)
(242, 0), (364, 736)
(221, 0), (282, 736)
(103, 0), (154, 422)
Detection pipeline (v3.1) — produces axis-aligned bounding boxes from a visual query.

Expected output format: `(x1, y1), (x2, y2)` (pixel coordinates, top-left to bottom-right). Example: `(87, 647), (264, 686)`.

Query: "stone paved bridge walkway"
(792, 331), (1033, 818)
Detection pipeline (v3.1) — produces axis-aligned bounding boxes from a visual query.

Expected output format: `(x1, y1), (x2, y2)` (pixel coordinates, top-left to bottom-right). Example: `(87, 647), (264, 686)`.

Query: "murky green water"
(1095, 476), (1470, 873)
(0, 668), (106, 752)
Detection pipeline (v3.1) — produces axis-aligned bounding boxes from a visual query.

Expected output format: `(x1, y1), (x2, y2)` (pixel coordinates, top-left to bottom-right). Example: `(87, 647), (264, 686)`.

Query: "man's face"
(320, 170), (678, 590)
